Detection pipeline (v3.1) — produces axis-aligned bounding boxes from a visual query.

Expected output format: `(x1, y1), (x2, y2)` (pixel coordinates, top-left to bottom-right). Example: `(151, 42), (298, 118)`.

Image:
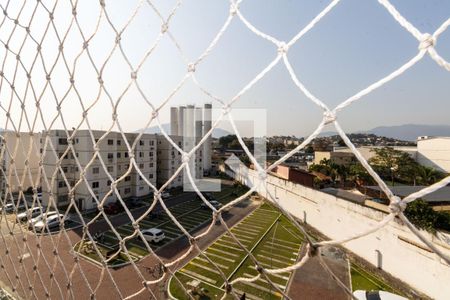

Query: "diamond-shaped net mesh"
(0, 0), (450, 299)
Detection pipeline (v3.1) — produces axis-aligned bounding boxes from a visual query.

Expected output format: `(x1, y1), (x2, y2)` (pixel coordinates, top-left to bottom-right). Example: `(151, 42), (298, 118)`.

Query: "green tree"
(404, 199), (438, 232)
(369, 147), (418, 185)
(416, 165), (443, 185)
(348, 162), (373, 185)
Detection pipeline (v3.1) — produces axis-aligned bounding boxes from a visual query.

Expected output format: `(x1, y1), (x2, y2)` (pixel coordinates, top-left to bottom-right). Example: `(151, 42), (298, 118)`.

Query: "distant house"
(269, 164), (315, 188)
(314, 150), (356, 166)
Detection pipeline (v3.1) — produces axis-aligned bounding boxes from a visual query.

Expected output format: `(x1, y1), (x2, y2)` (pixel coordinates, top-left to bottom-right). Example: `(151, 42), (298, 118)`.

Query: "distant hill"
(318, 124), (450, 141)
(138, 123), (231, 138)
(366, 124), (450, 141)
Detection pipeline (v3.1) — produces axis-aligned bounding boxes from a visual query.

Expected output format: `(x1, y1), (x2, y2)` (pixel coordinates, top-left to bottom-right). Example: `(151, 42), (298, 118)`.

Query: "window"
(40, 148), (43, 154)
(93, 167), (99, 174)
(76, 152), (79, 158)
(58, 138), (68, 145)
(107, 153), (114, 159)
(139, 187), (144, 191)
(139, 176), (142, 181)
(139, 140), (144, 146)
(150, 152), (154, 157)
(117, 140), (121, 145)
(139, 163), (144, 169)
(125, 176), (131, 182)
(107, 180), (111, 186)
(150, 140), (154, 146)
(125, 152), (129, 158)
(149, 163), (153, 168)
(107, 139), (114, 145)
(58, 181), (66, 188)
(92, 182), (99, 189)
(124, 188), (131, 194)
(139, 152), (143, 158)
(58, 152), (64, 158)
(62, 167), (68, 173)
(149, 174), (153, 179)
(117, 152), (121, 158)
(107, 166), (114, 172)
(75, 138), (79, 144)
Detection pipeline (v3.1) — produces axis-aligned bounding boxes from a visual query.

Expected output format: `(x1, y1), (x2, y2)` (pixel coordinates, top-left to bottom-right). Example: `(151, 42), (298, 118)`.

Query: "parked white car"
(17, 207), (43, 222)
(201, 200), (222, 210)
(33, 214), (64, 232)
(1, 202), (26, 213)
(353, 290), (408, 300)
(28, 211), (58, 229)
(141, 228), (165, 243)
(161, 192), (171, 199)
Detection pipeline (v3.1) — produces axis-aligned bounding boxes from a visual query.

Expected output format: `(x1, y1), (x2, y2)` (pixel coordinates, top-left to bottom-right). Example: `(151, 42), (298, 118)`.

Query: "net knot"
(323, 110), (336, 124)
(222, 104), (231, 114)
(151, 110), (158, 119)
(132, 221), (140, 230)
(277, 42), (289, 55)
(161, 23), (169, 34)
(187, 63), (196, 73)
(255, 264), (264, 273)
(389, 196), (406, 214)
(229, 3), (239, 16)
(182, 153), (190, 164)
(128, 152), (135, 159)
(131, 71), (137, 79)
(419, 33), (435, 51)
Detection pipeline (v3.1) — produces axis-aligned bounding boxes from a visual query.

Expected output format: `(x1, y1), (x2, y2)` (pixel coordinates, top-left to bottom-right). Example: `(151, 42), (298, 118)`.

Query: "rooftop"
(365, 185), (450, 203)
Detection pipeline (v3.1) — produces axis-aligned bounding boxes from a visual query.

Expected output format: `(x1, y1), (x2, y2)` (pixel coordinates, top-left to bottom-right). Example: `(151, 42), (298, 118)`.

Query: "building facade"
(417, 136), (450, 173)
(41, 130), (157, 211)
(156, 135), (203, 189)
(314, 150), (356, 166)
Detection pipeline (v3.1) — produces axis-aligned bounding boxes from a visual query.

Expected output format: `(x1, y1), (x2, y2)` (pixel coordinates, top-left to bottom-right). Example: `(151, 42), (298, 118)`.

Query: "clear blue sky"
(1, 0), (450, 137)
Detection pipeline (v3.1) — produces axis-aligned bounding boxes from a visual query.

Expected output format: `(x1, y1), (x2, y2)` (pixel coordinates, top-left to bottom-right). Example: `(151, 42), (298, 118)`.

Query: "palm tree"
(417, 166), (441, 185)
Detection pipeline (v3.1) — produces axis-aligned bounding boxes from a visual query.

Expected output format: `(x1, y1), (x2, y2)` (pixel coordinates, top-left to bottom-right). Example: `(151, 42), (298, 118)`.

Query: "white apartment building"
(0, 131), (41, 195)
(417, 136), (450, 173)
(156, 135), (203, 189)
(41, 130), (157, 211)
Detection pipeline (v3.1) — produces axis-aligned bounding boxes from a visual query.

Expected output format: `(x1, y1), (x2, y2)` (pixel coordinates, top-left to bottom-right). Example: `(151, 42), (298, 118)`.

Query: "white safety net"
(0, 0), (450, 299)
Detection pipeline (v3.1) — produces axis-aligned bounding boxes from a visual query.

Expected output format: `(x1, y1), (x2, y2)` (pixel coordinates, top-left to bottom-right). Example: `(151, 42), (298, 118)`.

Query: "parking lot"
(1, 202), (83, 236)
(74, 185), (250, 266)
(169, 202), (303, 300)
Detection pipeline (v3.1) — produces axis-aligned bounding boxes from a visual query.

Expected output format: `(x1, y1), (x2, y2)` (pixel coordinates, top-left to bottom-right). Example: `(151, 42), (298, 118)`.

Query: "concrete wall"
(225, 165), (450, 299)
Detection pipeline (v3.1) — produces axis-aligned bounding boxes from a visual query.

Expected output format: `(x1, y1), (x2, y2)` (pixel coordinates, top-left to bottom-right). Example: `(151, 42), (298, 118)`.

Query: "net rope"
(0, 0), (449, 299)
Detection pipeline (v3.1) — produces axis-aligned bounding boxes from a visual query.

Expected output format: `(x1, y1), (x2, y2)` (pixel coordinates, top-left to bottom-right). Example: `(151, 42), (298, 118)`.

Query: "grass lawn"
(351, 263), (403, 296)
(170, 202), (303, 300)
